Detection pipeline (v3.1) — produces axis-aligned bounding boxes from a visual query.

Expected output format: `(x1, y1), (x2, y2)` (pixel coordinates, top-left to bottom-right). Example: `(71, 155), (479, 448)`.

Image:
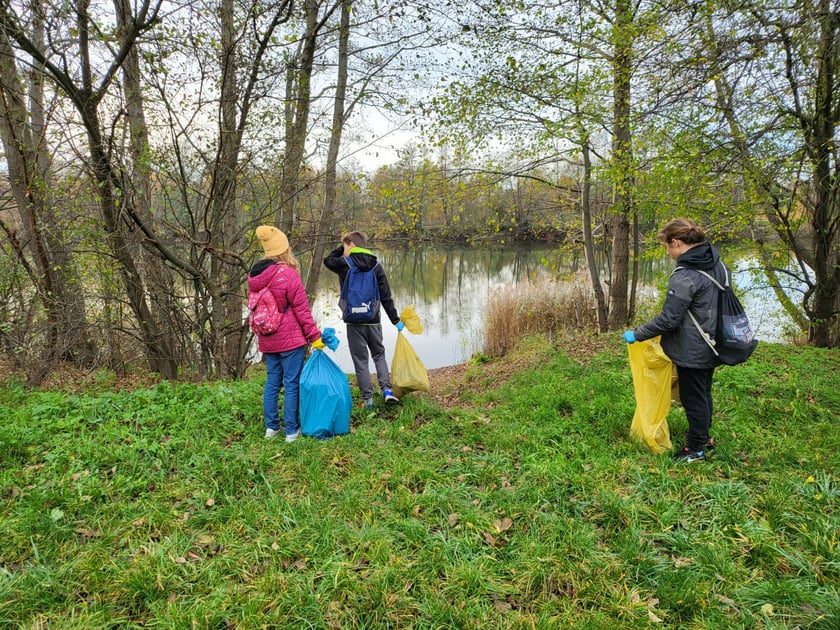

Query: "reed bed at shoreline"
(484, 278), (598, 357)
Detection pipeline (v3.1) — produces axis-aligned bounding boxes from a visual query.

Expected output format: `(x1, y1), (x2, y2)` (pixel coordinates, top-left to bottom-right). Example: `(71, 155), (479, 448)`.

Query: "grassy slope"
(0, 338), (838, 629)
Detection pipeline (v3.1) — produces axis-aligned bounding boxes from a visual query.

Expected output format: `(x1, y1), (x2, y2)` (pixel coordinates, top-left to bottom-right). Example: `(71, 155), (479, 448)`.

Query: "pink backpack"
(248, 266), (284, 335)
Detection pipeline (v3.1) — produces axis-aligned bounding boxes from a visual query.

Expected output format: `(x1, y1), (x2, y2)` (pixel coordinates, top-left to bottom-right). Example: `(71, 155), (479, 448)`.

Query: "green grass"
(1, 340), (838, 628)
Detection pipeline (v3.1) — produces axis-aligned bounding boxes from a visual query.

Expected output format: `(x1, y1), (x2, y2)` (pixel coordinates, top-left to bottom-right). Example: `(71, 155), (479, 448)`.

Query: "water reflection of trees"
(312, 243), (676, 342)
(373, 243), (671, 301)
(311, 243), (791, 369)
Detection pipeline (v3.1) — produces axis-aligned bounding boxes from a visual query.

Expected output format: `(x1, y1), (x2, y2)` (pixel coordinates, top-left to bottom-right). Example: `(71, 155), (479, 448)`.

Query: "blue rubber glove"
(623, 330), (636, 344)
(396, 321), (405, 332)
(321, 327), (340, 351)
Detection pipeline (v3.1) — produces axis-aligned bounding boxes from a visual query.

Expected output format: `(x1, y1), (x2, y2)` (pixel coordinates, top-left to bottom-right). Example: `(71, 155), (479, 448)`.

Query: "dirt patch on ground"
(416, 330), (613, 408)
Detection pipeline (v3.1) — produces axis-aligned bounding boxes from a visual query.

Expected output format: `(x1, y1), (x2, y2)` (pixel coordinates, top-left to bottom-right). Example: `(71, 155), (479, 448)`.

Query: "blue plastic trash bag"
(300, 349), (351, 438)
(321, 327), (340, 351)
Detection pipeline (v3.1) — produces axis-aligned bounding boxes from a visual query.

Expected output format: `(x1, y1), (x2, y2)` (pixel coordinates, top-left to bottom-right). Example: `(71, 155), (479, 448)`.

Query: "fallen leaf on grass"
(493, 517), (513, 533)
(75, 528), (101, 540)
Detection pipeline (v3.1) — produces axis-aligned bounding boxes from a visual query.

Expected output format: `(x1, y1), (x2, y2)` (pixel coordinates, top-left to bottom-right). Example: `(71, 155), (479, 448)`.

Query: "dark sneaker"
(361, 398), (375, 410)
(673, 447), (705, 463)
(383, 389), (400, 404)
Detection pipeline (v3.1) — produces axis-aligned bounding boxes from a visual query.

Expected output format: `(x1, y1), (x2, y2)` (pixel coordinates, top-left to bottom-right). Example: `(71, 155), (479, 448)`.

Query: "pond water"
(304, 243), (796, 373)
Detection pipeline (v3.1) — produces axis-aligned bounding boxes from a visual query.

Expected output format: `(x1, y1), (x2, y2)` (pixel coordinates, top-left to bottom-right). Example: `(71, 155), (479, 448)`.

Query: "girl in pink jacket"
(248, 226), (323, 442)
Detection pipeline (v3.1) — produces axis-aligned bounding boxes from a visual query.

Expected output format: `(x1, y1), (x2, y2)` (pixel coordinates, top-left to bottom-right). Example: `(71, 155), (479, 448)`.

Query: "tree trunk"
(305, 0), (352, 300)
(277, 0), (321, 234)
(803, 0), (840, 346)
(579, 138), (608, 331)
(606, 0), (634, 330)
(117, 0), (182, 372)
(0, 20), (96, 382)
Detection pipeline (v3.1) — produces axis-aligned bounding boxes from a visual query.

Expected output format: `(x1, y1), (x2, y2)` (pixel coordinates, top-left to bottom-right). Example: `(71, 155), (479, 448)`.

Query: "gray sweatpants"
(347, 323), (391, 400)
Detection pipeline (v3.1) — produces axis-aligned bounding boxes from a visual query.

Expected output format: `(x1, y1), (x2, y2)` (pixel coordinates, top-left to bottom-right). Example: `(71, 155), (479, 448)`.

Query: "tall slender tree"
(0, 15), (96, 383)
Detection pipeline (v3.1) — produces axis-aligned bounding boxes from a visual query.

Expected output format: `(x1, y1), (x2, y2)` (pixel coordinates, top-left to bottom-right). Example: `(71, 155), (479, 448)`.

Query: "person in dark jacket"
(249, 226), (325, 442)
(324, 231), (403, 408)
(623, 219), (728, 463)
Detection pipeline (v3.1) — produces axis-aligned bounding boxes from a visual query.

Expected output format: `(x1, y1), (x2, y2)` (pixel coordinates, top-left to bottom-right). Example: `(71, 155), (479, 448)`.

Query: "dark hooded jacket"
(634, 242), (726, 369)
(323, 245), (400, 325)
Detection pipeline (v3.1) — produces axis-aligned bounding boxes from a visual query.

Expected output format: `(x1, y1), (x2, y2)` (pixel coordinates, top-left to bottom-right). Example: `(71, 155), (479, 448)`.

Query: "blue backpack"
(339, 257), (381, 323)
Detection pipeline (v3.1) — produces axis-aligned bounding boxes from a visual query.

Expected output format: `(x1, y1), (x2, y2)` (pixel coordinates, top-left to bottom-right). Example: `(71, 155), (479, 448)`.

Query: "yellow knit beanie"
(255, 225), (289, 257)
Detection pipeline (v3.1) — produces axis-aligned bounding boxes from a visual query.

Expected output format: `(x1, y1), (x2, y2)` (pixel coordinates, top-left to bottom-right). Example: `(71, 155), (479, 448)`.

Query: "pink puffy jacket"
(247, 261), (320, 354)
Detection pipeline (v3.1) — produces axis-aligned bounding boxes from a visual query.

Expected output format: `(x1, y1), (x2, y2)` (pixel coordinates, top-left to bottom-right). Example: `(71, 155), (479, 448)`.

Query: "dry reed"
(484, 277), (598, 357)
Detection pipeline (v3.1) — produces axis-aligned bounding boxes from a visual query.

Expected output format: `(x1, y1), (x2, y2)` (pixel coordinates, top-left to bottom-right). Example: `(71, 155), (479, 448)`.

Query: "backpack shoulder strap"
(685, 309), (719, 356)
(719, 260), (731, 289)
(673, 265), (725, 291)
(265, 264), (290, 313)
(249, 264), (280, 298)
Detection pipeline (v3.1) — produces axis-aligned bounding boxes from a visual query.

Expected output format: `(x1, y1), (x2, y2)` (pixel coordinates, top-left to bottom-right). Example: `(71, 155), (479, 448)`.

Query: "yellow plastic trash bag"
(391, 331), (430, 393)
(627, 336), (673, 454)
(399, 304), (423, 334)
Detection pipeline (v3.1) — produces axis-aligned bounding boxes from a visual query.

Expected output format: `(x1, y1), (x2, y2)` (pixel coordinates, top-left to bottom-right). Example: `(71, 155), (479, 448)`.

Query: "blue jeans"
(263, 346), (305, 435)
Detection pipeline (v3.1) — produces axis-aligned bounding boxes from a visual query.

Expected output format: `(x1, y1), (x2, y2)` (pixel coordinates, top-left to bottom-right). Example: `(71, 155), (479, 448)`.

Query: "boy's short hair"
(342, 231), (367, 248)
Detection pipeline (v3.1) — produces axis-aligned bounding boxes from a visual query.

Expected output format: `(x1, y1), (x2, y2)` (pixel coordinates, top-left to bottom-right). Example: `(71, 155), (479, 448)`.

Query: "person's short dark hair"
(342, 231), (367, 248)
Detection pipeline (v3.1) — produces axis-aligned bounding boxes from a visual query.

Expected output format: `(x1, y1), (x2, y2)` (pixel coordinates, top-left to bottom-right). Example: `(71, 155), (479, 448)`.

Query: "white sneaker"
(265, 428), (281, 439)
(285, 430), (301, 443)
